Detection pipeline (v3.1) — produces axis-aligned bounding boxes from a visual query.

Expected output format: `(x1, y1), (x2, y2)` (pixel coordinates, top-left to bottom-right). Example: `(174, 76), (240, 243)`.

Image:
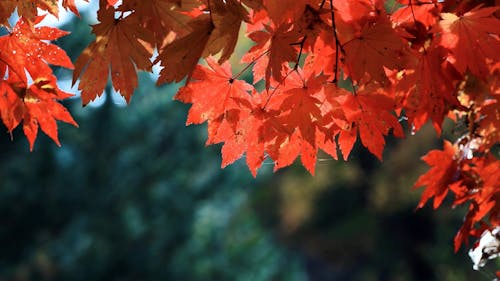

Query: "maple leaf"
(263, 0), (309, 24)
(453, 206), (480, 253)
(174, 57), (252, 126)
(0, 16), (76, 149)
(174, 57), (275, 174)
(207, 0), (249, 62)
(392, 1), (441, 29)
(470, 157), (500, 212)
(279, 72), (323, 148)
(242, 23), (299, 88)
(273, 71), (325, 173)
(155, 15), (214, 84)
(215, 93), (270, 176)
(437, 6), (500, 78)
(62, 0), (89, 16)
(333, 0), (385, 24)
(458, 74), (500, 151)
(391, 44), (461, 135)
(107, 0), (119, 6)
(0, 17), (73, 85)
(0, 1), (59, 25)
(303, 30), (336, 78)
(231, 89), (292, 175)
(452, 155), (500, 251)
(73, 4), (153, 105)
(250, 72), (342, 175)
(336, 16), (408, 83)
(0, 76), (78, 150)
(156, 0), (248, 84)
(414, 140), (458, 209)
(119, 0), (194, 47)
(337, 84), (404, 160)
(294, 4), (330, 47)
(318, 84), (351, 160)
(242, 0), (264, 10)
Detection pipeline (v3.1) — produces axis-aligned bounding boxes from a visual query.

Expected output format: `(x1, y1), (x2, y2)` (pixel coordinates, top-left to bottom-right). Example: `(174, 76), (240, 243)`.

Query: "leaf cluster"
(0, 0), (499, 257)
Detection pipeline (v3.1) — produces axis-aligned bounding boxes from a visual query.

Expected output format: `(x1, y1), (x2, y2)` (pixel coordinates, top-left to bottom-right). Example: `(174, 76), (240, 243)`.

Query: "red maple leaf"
(452, 154), (500, 251)
(437, 6), (500, 78)
(392, 1), (441, 29)
(174, 57), (260, 170)
(337, 84), (404, 160)
(0, 17), (73, 85)
(272, 71), (325, 173)
(242, 23), (300, 88)
(414, 140), (458, 209)
(336, 15), (408, 83)
(391, 43), (461, 135)
(62, 0), (89, 16)
(0, 76), (78, 150)
(303, 30), (336, 78)
(175, 57), (253, 126)
(0, 17), (77, 149)
(217, 92), (271, 176)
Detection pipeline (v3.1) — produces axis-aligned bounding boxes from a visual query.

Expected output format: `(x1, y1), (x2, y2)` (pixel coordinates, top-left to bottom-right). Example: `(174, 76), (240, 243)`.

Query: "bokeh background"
(0, 3), (497, 281)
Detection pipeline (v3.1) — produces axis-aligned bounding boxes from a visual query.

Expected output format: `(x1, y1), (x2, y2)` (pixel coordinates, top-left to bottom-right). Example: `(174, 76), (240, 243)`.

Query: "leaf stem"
(319, 0), (327, 9)
(207, 0), (214, 23)
(294, 35), (307, 71)
(409, 0), (428, 53)
(232, 50), (270, 80)
(262, 69), (294, 110)
(329, 0), (342, 83)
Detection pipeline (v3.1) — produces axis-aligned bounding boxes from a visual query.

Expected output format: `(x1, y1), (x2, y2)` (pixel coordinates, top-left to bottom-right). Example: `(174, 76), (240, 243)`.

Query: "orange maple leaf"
(120, 0), (194, 47)
(0, 76), (78, 150)
(156, 0), (248, 84)
(73, 5), (153, 105)
(62, 0), (89, 16)
(0, 0), (59, 25)
(155, 15), (214, 84)
(0, 17), (73, 84)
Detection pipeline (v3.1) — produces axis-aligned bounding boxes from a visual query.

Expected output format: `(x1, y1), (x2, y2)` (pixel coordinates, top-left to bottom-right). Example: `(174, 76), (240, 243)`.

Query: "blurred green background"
(0, 7), (495, 281)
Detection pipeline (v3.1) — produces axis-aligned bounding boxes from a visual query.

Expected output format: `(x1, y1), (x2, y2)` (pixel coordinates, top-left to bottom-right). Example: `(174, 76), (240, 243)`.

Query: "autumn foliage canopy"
(0, 0), (499, 256)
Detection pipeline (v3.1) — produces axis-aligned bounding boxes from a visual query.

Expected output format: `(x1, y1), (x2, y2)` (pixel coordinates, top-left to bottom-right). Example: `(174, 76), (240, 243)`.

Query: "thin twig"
(262, 69), (295, 110)
(319, 0), (327, 9)
(329, 0), (342, 83)
(232, 50), (270, 80)
(409, 0), (428, 52)
(294, 35), (307, 71)
(206, 0), (214, 23)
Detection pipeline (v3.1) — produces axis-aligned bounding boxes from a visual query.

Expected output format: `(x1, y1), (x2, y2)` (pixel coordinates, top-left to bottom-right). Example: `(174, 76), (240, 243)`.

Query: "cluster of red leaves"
(0, 0), (499, 253)
(0, 15), (77, 150)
